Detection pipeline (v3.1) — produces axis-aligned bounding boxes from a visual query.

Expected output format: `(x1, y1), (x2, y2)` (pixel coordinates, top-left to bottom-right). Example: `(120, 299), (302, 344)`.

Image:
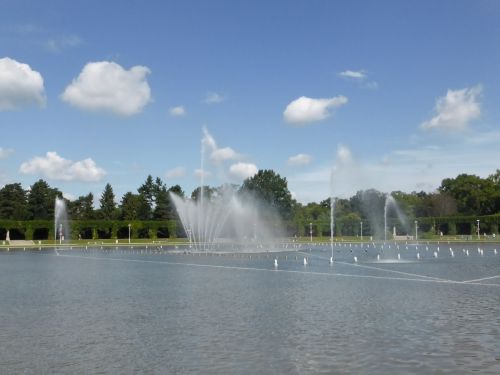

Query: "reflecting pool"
(0, 242), (499, 373)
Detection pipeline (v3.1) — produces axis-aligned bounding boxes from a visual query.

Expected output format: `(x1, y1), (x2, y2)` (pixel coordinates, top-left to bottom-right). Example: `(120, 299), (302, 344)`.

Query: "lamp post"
(477, 219), (480, 240)
(360, 221), (363, 241)
(414, 220), (418, 241)
(309, 222), (312, 242)
(128, 223), (131, 244)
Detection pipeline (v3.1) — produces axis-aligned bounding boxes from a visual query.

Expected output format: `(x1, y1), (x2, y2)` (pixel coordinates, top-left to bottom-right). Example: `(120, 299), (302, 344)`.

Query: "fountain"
(384, 194), (409, 241)
(170, 128), (282, 252)
(330, 196), (335, 260)
(170, 187), (234, 251)
(54, 197), (70, 245)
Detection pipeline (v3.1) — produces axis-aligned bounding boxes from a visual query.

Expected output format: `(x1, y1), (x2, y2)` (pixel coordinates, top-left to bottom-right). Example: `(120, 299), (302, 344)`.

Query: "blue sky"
(1, 0), (499, 203)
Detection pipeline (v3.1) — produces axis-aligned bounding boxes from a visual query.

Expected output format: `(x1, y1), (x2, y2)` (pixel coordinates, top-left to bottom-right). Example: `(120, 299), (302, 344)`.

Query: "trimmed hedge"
(0, 220), (177, 240)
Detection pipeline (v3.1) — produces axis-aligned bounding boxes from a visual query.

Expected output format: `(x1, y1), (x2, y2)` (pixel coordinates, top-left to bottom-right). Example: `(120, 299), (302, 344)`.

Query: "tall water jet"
(54, 197), (70, 244)
(330, 196), (335, 259)
(384, 195), (391, 241)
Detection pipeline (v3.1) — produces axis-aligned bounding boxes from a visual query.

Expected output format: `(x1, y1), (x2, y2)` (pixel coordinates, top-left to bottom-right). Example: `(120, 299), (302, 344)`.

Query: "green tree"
(137, 193), (152, 220)
(488, 169), (500, 186)
(303, 202), (326, 221)
(120, 192), (140, 221)
(27, 179), (62, 220)
(0, 183), (28, 220)
(69, 193), (94, 220)
(340, 212), (362, 236)
(487, 170), (500, 213)
(99, 183), (116, 220)
(153, 187), (170, 220)
(191, 186), (216, 201)
(138, 175), (155, 206)
(429, 192), (457, 216)
(239, 169), (293, 220)
(137, 175), (155, 220)
(168, 184), (184, 198)
(439, 174), (497, 215)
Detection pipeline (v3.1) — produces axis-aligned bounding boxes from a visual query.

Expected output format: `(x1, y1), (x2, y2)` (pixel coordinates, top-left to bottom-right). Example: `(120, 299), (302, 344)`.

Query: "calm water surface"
(0, 243), (499, 374)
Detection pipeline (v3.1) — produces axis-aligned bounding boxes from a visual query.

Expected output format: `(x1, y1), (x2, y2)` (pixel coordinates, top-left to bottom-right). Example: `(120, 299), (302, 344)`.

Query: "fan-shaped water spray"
(384, 194), (409, 241)
(170, 128), (282, 252)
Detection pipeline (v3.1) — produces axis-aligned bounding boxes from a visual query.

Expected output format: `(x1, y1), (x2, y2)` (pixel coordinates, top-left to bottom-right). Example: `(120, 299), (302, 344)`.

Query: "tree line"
(0, 176), (183, 222)
(0, 169), (499, 236)
(0, 170), (293, 223)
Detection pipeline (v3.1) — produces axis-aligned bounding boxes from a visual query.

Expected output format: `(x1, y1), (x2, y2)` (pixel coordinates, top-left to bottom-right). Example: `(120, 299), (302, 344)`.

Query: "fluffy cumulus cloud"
(166, 166), (186, 179)
(229, 162), (258, 180)
(19, 151), (106, 182)
(421, 86), (482, 132)
(0, 57), (46, 110)
(169, 106), (186, 117)
(283, 95), (348, 124)
(60, 61), (151, 116)
(211, 147), (240, 162)
(201, 127), (242, 164)
(288, 153), (312, 167)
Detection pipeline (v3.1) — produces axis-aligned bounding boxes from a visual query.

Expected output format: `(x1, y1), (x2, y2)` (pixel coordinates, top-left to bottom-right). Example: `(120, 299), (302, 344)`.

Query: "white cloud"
(166, 166), (186, 179)
(288, 153), (312, 167)
(211, 147), (240, 162)
(169, 106), (186, 117)
(339, 69), (378, 89)
(202, 127), (242, 165)
(0, 147), (13, 159)
(203, 91), (225, 104)
(19, 151), (106, 182)
(46, 35), (82, 52)
(60, 61), (151, 116)
(0, 57), (46, 110)
(339, 70), (366, 79)
(283, 95), (348, 124)
(288, 134), (500, 203)
(421, 85), (482, 132)
(229, 162), (258, 180)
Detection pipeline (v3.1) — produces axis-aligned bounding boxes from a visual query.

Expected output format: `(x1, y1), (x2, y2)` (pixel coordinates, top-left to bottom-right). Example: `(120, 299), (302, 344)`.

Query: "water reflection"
(0, 244), (499, 373)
